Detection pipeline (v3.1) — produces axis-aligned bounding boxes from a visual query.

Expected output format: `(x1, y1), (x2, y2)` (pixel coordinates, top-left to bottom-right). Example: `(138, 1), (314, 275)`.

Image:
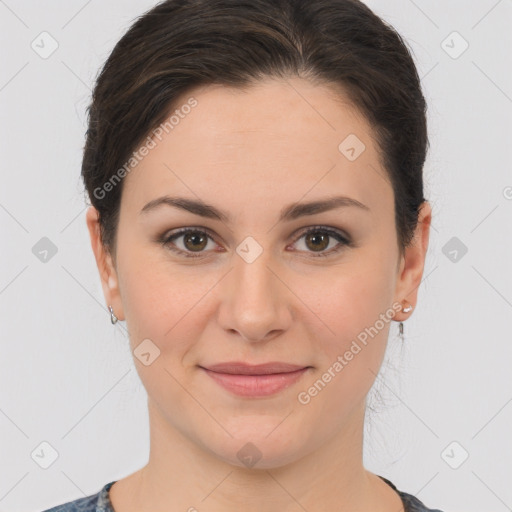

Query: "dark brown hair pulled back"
(82, 0), (428, 260)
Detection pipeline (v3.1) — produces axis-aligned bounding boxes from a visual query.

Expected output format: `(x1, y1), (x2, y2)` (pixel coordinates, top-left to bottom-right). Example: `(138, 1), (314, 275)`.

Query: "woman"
(44, 0), (443, 510)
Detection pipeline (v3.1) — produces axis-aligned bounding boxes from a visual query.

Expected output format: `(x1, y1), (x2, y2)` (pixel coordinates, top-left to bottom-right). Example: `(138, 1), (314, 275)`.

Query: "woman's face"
(87, 77), (430, 469)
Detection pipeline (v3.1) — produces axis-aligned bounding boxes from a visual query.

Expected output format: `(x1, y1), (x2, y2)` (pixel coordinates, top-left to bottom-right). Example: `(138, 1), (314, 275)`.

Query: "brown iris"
(183, 231), (208, 252)
(304, 231), (329, 252)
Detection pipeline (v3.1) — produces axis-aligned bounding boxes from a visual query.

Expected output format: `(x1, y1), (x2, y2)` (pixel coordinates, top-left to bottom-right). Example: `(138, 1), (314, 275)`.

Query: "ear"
(85, 205), (124, 322)
(393, 201), (432, 321)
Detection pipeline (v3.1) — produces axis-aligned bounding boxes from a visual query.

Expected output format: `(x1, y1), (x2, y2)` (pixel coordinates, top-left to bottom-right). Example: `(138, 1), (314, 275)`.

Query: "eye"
(290, 226), (352, 258)
(159, 227), (219, 258)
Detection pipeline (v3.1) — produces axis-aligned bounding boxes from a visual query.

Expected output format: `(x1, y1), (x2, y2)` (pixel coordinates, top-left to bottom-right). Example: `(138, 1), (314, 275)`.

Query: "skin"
(86, 76), (431, 512)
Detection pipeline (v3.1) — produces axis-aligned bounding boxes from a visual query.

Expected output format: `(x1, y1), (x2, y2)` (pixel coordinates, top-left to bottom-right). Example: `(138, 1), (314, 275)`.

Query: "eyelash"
(158, 226), (352, 259)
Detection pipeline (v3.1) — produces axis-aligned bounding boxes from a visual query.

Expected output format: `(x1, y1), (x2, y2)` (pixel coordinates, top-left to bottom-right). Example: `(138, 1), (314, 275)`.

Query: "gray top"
(42, 475), (445, 511)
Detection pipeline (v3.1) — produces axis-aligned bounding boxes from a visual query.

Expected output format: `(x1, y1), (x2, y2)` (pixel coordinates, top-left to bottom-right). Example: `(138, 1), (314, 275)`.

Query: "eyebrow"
(140, 194), (370, 223)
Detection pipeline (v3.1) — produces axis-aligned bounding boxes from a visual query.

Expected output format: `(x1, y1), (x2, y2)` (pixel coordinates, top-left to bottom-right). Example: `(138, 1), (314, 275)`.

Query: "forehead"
(121, 77), (391, 217)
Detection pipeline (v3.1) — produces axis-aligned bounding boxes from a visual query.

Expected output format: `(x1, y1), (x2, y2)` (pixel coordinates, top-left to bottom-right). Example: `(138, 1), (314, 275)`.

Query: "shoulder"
(398, 490), (446, 512)
(378, 475), (446, 512)
(41, 481), (117, 512)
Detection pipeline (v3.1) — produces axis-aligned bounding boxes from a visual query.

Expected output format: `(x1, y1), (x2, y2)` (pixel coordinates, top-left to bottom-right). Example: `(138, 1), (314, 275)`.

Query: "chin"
(221, 443), (307, 471)
(199, 418), (312, 470)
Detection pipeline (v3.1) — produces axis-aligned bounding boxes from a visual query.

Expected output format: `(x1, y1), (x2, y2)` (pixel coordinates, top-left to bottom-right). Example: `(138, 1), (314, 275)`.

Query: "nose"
(217, 249), (292, 343)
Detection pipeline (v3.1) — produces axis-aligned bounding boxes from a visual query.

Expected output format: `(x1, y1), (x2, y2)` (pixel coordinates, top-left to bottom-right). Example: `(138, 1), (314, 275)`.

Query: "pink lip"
(200, 362), (311, 397)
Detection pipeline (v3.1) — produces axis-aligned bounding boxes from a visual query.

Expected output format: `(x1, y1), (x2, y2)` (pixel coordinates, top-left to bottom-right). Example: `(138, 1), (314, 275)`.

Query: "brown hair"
(82, 0), (428, 261)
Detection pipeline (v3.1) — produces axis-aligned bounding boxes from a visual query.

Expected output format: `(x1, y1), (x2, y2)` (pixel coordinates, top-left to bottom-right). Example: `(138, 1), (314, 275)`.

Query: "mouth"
(199, 362), (312, 397)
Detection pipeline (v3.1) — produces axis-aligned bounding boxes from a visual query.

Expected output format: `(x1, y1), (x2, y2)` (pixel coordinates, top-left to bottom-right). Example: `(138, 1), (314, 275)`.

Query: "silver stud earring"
(109, 305), (118, 324)
(399, 300), (413, 342)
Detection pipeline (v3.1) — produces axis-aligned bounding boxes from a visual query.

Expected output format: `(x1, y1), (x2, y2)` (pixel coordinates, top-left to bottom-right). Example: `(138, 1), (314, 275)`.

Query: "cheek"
(306, 257), (394, 345)
(299, 288), (392, 426)
(301, 247), (396, 391)
(117, 261), (207, 410)
(117, 250), (225, 368)
(116, 236), (195, 343)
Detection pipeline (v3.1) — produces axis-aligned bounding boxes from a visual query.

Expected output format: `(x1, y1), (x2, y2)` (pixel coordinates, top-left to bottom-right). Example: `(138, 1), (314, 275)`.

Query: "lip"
(199, 362), (311, 397)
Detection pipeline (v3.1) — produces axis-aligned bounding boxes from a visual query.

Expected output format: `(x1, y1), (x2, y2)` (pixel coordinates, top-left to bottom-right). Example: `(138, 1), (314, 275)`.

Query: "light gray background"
(1, 1), (511, 511)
